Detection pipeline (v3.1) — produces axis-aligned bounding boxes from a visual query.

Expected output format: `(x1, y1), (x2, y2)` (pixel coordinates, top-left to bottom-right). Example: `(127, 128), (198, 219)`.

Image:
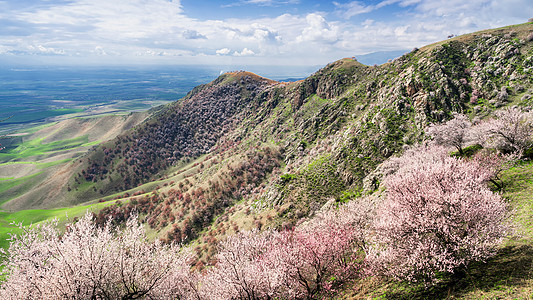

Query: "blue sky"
(0, 0), (531, 66)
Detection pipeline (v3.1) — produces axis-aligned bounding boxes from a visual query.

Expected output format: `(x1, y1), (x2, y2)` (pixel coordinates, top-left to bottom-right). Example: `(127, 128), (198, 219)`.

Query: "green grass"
(0, 134), (85, 207)
(0, 135), (97, 162)
(0, 121), (116, 244)
(297, 95), (332, 120)
(0, 201), (122, 249)
(502, 160), (533, 241)
(0, 158), (72, 169)
(0, 173), (42, 199)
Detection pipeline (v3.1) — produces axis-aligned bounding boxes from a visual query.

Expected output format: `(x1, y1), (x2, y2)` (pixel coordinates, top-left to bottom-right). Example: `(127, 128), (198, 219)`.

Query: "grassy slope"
(0, 113), (148, 247)
(0, 113), (148, 210)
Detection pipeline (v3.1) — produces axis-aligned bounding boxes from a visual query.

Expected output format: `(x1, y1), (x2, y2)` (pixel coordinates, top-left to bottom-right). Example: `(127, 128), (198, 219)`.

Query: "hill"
(0, 113), (148, 210)
(1, 22), (532, 298)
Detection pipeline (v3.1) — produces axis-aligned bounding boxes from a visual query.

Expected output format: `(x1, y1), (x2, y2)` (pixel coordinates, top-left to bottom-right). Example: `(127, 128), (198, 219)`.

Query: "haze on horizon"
(0, 0), (531, 67)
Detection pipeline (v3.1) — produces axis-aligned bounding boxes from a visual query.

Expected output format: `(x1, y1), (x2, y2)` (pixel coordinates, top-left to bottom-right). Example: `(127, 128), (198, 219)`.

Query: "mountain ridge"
(82, 22), (532, 242)
(4, 22), (531, 209)
(1, 20), (532, 272)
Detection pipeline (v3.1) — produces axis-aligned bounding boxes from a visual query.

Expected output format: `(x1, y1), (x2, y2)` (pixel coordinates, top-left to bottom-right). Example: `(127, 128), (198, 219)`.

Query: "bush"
(201, 199), (373, 299)
(426, 113), (473, 155)
(479, 107), (533, 155)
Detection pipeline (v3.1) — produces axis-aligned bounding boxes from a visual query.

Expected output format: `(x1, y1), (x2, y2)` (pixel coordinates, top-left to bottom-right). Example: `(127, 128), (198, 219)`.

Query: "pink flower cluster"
(0, 214), (198, 299)
(200, 199), (373, 299)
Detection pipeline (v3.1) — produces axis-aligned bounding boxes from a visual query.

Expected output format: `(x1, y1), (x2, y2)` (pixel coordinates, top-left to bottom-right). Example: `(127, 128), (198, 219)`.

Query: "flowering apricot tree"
(426, 113), (473, 155)
(201, 199), (373, 299)
(369, 145), (509, 282)
(201, 229), (287, 300)
(481, 107), (533, 155)
(275, 200), (372, 298)
(0, 213), (198, 300)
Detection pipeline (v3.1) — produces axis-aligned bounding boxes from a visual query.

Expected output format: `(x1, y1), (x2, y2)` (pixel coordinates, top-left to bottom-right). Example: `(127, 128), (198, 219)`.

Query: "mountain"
(84, 20), (533, 251)
(1, 22), (532, 298)
(353, 50), (409, 65)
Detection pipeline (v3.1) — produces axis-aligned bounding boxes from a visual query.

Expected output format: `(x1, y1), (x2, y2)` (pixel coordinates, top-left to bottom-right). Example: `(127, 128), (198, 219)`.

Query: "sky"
(0, 0), (531, 66)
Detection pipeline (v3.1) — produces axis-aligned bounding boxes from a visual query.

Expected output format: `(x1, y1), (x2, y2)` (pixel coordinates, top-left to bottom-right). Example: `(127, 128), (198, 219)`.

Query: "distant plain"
(0, 64), (318, 135)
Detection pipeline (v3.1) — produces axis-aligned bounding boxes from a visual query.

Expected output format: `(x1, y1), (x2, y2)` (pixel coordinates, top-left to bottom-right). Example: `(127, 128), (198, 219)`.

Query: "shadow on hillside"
(383, 244), (533, 299)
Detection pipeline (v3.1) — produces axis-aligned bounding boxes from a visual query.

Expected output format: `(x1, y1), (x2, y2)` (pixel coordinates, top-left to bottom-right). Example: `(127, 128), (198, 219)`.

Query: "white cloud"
(296, 14), (340, 44)
(0, 0), (531, 65)
(334, 1), (375, 19)
(93, 46), (107, 56)
(362, 19), (375, 27)
(29, 45), (66, 55)
(334, 0), (402, 19)
(216, 48), (231, 55)
(0, 45), (8, 54)
(17, 0), (186, 42)
(224, 0), (300, 7)
(182, 30), (207, 40)
(233, 48), (255, 56)
(136, 49), (193, 57)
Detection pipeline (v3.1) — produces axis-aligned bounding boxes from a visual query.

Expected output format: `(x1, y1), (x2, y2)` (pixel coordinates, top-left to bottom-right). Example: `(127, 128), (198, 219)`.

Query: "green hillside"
(1, 22), (532, 299)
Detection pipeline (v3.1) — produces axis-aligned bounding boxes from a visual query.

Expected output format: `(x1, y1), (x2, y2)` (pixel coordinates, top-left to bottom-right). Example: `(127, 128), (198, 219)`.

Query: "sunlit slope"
(0, 112), (147, 210)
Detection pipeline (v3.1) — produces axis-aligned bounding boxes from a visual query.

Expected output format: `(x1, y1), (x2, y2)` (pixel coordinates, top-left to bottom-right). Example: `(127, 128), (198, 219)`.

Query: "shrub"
(274, 199), (372, 297)
(479, 106), (533, 155)
(201, 198), (373, 299)
(200, 230), (287, 299)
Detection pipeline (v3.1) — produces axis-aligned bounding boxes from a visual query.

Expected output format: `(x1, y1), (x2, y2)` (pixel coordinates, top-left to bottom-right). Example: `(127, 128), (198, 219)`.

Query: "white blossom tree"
(479, 106), (533, 155)
(426, 113), (474, 155)
(200, 229), (287, 300)
(0, 213), (199, 300)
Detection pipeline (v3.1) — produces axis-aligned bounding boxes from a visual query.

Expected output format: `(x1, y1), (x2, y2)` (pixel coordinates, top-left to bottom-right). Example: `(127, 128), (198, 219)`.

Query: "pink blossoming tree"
(369, 145), (509, 283)
(200, 199), (373, 299)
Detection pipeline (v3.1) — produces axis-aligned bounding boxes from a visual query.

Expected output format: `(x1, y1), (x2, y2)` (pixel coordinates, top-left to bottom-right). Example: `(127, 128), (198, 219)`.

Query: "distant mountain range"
(353, 49), (409, 65)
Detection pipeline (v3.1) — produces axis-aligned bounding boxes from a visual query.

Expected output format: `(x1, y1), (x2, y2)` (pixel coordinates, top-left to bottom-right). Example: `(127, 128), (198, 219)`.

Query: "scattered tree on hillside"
(479, 106), (533, 155)
(79, 77), (272, 192)
(369, 145), (509, 283)
(426, 113), (473, 155)
(427, 108), (533, 157)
